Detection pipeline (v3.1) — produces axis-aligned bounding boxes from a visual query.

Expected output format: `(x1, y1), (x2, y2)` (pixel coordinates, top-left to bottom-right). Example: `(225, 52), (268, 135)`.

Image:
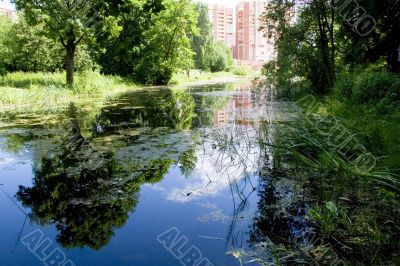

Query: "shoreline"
(0, 72), (252, 112)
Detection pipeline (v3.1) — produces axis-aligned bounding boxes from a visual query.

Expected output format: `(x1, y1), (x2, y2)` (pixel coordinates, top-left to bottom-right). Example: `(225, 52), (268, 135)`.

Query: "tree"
(190, 2), (214, 70)
(208, 41), (234, 72)
(335, 0), (400, 72)
(0, 15), (12, 76)
(262, 0), (336, 95)
(2, 16), (65, 72)
(94, 0), (198, 85)
(12, 0), (121, 86)
(95, 0), (165, 76)
(190, 3), (234, 72)
(134, 0), (199, 84)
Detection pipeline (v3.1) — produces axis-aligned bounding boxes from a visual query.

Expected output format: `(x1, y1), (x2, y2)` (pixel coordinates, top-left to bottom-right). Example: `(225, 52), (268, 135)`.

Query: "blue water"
(0, 83), (271, 266)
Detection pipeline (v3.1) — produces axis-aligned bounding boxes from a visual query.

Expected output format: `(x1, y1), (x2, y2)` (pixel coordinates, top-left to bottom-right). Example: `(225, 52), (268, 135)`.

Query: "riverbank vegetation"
(0, 71), (136, 108)
(0, 69), (244, 109)
(0, 0), (243, 90)
(260, 0), (400, 264)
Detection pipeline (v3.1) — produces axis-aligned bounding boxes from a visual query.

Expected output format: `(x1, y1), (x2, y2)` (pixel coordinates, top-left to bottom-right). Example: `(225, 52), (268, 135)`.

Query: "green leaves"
(133, 0), (198, 84)
(189, 3), (234, 72)
(309, 201), (350, 238)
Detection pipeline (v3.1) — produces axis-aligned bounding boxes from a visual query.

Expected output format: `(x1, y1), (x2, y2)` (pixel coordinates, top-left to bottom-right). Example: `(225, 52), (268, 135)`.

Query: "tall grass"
(0, 71), (139, 109)
(261, 66), (400, 264)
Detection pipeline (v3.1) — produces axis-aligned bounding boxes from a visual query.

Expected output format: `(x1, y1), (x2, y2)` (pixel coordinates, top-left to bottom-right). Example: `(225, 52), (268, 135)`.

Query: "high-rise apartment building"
(234, 1), (275, 66)
(208, 1), (276, 68)
(208, 4), (235, 49)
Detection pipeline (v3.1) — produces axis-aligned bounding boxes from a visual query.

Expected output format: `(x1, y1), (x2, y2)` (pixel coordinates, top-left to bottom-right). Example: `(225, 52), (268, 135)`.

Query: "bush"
(208, 41), (234, 72)
(354, 71), (399, 103)
(134, 60), (173, 85)
(233, 66), (248, 76)
(334, 69), (400, 104)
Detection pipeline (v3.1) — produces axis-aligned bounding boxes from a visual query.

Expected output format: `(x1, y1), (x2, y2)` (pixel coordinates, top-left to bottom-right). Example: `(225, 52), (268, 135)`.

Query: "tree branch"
(60, 35), (67, 48)
(74, 34), (86, 46)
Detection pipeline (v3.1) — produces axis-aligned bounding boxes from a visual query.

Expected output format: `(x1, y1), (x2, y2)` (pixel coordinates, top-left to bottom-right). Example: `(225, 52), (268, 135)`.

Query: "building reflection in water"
(213, 83), (255, 126)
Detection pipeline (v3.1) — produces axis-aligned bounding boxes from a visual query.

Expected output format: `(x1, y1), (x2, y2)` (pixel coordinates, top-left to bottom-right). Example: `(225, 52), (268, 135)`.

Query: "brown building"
(234, 1), (275, 68)
(208, 1), (276, 69)
(208, 4), (235, 50)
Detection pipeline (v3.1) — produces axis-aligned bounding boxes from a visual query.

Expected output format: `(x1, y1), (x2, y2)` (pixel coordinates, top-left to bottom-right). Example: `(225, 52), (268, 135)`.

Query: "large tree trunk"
(314, 0), (335, 92)
(66, 40), (76, 87)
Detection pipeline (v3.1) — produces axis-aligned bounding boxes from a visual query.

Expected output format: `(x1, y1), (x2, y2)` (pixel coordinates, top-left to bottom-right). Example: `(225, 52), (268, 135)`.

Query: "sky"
(0, 0), (14, 9)
(201, 0), (244, 7)
(0, 0), (248, 10)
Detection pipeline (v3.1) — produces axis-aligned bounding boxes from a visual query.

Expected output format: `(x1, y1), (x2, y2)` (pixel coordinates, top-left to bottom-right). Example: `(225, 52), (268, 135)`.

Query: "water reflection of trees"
(95, 89), (196, 134)
(16, 99), (198, 250)
(189, 84), (233, 128)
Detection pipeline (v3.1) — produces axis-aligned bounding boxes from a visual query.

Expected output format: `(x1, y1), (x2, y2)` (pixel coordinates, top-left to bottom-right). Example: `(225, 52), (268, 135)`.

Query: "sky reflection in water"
(0, 82), (301, 266)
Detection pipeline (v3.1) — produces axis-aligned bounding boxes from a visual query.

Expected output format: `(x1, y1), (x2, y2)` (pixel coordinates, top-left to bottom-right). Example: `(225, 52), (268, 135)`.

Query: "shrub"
(134, 60), (173, 85)
(334, 68), (400, 104)
(206, 41), (234, 73)
(233, 66), (248, 76)
(353, 70), (400, 103)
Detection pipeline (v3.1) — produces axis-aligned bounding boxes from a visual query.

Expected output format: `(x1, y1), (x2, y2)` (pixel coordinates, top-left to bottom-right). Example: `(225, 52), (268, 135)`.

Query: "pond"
(0, 82), (307, 266)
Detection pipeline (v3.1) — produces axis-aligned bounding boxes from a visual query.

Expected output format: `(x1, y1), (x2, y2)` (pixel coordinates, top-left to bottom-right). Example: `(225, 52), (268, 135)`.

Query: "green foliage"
(263, 0), (400, 98)
(134, 0), (198, 84)
(12, 0), (123, 85)
(3, 0), (231, 85)
(0, 71), (138, 107)
(3, 17), (64, 72)
(353, 71), (400, 104)
(189, 3), (234, 72)
(0, 15), (12, 76)
(207, 41), (234, 72)
(190, 2), (214, 70)
(334, 71), (356, 101)
(134, 59), (174, 85)
(262, 0), (335, 96)
(269, 110), (400, 263)
(97, 0), (198, 85)
(334, 69), (400, 105)
(309, 202), (350, 238)
(95, 0), (165, 76)
(233, 66), (248, 76)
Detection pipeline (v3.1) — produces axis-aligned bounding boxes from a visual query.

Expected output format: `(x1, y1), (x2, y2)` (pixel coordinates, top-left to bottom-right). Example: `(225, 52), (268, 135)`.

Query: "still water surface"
(0, 82), (303, 266)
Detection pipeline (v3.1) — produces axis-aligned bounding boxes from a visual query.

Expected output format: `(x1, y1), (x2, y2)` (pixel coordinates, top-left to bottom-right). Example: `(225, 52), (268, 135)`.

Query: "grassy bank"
(169, 68), (250, 85)
(265, 67), (400, 264)
(0, 70), (248, 110)
(0, 71), (138, 109)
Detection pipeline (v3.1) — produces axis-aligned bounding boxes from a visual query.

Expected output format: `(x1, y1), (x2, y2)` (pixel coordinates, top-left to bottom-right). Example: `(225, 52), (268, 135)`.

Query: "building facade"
(234, 1), (275, 67)
(208, 1), (276, 69)
(208, 4), (235, 50)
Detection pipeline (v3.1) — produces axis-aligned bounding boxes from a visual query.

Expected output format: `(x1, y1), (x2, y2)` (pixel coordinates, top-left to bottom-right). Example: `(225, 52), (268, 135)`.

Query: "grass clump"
(0, 71), (138, 109)
(267, 113), (400, 264)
